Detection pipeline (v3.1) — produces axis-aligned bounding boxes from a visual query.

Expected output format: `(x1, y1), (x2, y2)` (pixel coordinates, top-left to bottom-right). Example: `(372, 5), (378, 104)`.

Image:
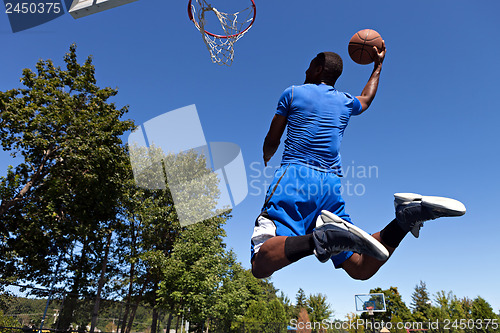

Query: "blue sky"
(1, 0), (499, 320)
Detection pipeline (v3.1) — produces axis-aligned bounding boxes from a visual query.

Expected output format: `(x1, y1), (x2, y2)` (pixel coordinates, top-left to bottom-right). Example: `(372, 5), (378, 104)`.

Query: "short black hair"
(315, 52), (343, 85)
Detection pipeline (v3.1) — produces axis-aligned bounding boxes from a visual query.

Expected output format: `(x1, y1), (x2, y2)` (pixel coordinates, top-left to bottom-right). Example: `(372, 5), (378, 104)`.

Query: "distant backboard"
(355, 293), (387, 312)
(69, 0), (139, 19)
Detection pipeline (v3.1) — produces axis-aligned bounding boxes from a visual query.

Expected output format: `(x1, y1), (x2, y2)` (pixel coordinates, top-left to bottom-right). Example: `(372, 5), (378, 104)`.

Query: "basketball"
(348, 29), (383, 65)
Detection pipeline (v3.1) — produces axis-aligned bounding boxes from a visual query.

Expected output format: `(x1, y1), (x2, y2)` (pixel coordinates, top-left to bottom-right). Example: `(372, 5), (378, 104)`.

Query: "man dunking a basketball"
(250, 42), (466, 279)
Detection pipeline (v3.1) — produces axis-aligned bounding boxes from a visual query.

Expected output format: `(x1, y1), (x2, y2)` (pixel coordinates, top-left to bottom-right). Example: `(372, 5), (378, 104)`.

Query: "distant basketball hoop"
(355, 293), (387, 333)
(366, 305), (375, 316)
(355, 293), (387, 313)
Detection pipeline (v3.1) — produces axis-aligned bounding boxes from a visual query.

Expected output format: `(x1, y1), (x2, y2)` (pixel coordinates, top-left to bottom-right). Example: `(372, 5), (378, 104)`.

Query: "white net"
(190, 0), (255, 66)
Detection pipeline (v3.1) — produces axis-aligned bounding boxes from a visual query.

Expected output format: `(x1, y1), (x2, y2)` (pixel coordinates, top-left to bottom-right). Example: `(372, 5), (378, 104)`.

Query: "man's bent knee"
(341, 255), (378, 281)
(251, 255), (273, 279)
(345, 269), (375, 281)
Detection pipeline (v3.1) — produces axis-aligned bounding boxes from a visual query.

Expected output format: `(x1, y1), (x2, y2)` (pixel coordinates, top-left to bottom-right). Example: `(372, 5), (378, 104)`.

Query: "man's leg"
(251, 164), (324, 279)
(251, 218), (397, 279)
(341, 193), (466, 280)
(252, 193), (465, 279)
(252, 237), (289, 279)
(252, 211), (390, 278)
(251, 207), (392, 279)
(341, 231), (395, 280)
(252, 234), (315, 278)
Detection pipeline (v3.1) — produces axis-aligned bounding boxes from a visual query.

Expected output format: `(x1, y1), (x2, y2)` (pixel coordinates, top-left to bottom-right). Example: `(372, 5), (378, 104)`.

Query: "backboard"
(355, 293), (387, 313)
(69, 0), (139, 19)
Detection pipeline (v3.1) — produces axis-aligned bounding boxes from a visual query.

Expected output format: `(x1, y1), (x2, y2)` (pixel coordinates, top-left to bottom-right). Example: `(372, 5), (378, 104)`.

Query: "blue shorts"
(251, 164), (354, 268)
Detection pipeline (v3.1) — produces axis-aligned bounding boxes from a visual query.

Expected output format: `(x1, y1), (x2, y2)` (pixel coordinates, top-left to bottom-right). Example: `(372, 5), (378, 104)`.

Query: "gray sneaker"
(394, 193), (466, 238)
(312, 210), (389, 263)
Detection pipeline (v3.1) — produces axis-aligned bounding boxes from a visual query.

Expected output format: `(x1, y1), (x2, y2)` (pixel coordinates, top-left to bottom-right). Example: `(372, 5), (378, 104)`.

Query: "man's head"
(304, 52), (343, 86)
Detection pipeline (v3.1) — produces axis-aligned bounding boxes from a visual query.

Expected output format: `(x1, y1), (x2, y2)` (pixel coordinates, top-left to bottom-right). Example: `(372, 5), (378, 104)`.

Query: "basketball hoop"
(188, 0), (256, 66)
(366, 306), (374, 316)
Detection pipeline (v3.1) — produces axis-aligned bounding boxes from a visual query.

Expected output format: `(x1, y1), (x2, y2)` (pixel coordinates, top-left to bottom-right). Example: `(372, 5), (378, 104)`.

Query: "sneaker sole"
(320, 210), (389, 261)
(394, 193), (466, 216)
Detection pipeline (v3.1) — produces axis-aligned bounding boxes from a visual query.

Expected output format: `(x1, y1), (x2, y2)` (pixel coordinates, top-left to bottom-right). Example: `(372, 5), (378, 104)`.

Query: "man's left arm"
(263, 114), (287, 166)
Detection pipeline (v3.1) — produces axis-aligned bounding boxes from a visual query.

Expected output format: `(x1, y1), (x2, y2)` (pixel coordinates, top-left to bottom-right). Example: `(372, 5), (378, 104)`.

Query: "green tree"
(0, 309), (19, 332)
(0, 44), (287, 333)
(295, 288), (307, 318)
(471, 296), (497, 319)
(411, 280), (431, 322)
(157, 210), (239, 331)
(266, 298), (287, 331)
(231, 271), (289, 332)
(238, 299), (287, 333)
(471, 296), (498, 333)
(345, 312), (364, 333)
(429, 290), (453, 330)
(278, 291), (295, 323)
(0, 44), (135, 330)
(0, 293), (13, 312)
(255, 277), (280, 302)
(120, 145), (282, 333)
(307, 293), (332, 324)
(125, 145), (248, 332)
(429, 290), (471, 332)
(368, 287), (411, 324)
(426, 292), (499, 333)
(114, 146), (183, 333)
(240, 300), (266, 332)
(235, 269), (278, 304)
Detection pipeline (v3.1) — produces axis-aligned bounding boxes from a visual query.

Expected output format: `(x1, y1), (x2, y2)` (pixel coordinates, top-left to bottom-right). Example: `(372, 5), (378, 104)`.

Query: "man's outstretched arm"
(356, 40), (386, 113)
(263, 114), (287, 166)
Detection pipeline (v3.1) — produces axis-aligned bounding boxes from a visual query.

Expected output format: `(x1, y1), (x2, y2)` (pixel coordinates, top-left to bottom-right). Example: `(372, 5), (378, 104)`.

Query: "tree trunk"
(121, 220), (137, 333)
(150, 280), (160, 333)
(166, 313), (173, 333)
(57, 238), (88, 330)
(125, 273), (150, 333)
(175, 316), (180, 333)
(120, 261), (134, 333)
(90, 231), (113, 333)
(151, 307), (158, 333)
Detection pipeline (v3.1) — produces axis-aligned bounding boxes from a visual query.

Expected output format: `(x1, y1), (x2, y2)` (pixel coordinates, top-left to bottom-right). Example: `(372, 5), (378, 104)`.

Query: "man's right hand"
(373, 39), (386, 67)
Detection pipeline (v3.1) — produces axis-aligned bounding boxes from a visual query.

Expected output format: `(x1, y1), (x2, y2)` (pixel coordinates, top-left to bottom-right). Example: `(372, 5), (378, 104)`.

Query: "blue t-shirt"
(276, 84), (362, 175)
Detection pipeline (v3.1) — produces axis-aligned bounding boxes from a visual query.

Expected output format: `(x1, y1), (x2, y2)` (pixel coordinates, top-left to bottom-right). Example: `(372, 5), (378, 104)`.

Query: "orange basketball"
(348, 29), (383, 65)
